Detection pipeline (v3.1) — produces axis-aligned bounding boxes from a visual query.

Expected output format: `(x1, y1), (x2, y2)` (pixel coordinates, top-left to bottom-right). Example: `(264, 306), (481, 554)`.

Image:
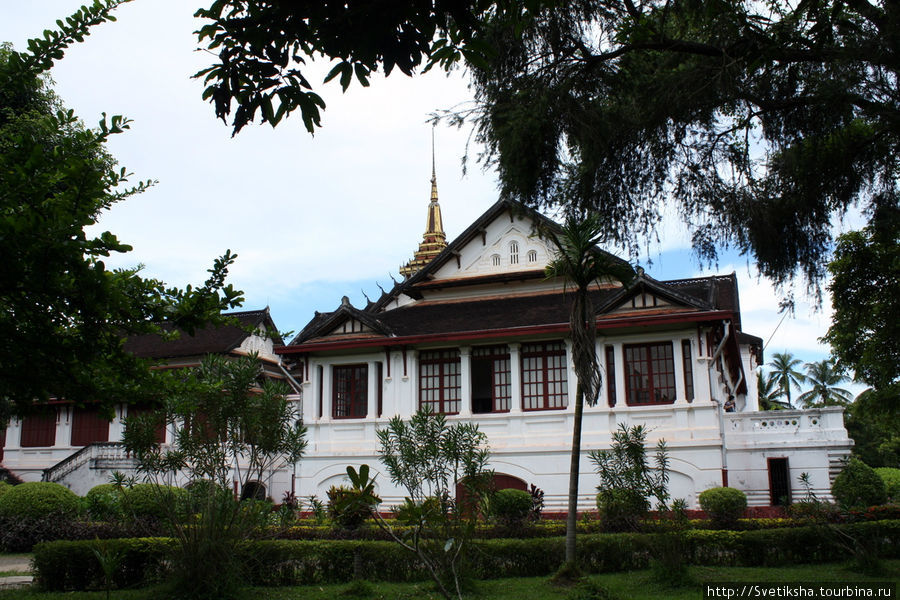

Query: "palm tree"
(757, 370), (788, 410)
(768, 352), (806, 408)
(797, 359), (853, 407)
(542, 213), (635, 567)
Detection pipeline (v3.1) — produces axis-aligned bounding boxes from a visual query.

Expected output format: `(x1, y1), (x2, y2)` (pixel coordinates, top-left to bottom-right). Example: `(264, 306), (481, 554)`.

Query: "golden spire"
(400, 130), (448, 279)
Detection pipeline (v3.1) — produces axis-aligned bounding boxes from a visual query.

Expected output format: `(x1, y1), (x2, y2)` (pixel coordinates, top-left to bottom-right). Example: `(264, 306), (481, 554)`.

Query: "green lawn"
(0, 560), (897, 600)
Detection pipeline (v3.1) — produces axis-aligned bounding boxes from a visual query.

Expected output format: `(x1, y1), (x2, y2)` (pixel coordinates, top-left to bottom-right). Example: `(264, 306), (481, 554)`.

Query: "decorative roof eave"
(412, 269), (549, 290)
(595, 271), (714, 315)
(276, 310), (736, 356)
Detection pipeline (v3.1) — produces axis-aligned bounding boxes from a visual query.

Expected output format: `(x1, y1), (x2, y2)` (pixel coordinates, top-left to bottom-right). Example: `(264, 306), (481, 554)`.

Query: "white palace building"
(1, 169), (853, 511)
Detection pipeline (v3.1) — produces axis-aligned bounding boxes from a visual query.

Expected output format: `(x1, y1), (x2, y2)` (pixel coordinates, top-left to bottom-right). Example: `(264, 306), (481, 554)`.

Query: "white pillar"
(673, 339), (688, 405)
(459, 347), (472, 417)
(614, 343), (627, 408)
(6, 417), (21, 449)
(367, 360), (379, 419)
(321, 364), (333, 422)
(565, 339), (576, 411)
(509, 343), (522, 413)
(56, 406), (68, 447)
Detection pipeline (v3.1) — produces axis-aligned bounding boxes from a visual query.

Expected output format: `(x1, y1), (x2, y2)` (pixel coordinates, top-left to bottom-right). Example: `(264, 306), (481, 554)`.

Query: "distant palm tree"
(757, 370), (788, 410)
(542, 213), (634, 568)
(797, 359), (853, 407)
(768, 352), (806, 408)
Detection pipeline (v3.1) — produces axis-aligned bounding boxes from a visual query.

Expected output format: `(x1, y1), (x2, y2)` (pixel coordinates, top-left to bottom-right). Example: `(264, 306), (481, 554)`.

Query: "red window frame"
(624, 342), (676, 405)
(521, 342), (568, 411)
(20, 410), (57, 447)
(333, 364), (368, 419)
(472, 345), (511, 413)
(419, 350), (461, 414)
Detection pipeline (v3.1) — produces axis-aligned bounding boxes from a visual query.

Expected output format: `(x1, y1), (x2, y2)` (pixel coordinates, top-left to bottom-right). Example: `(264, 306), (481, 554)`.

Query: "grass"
(0, 560), (896, 600)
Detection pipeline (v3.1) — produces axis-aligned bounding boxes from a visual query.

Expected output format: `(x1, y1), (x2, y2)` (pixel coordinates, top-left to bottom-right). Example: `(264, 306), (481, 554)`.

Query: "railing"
(724, 407), (850, 446)
(42, 442), (131, 483)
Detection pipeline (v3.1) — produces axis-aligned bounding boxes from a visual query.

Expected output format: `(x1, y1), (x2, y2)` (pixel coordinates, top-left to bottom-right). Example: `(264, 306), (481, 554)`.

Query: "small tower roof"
(400, 136), (448, 279)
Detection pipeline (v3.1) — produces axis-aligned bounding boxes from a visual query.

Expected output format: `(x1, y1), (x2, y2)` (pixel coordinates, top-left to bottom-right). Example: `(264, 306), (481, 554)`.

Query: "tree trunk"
(565, 382), (584, 565)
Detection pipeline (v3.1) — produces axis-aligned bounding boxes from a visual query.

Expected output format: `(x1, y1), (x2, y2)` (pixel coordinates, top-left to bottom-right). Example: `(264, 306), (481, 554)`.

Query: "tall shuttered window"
(521, 342), (568, 410)
(20, 410), (57, 447)
(605, 345), (617, 407)
(472, 345), (511, 413)
(419, 350), (461, 414)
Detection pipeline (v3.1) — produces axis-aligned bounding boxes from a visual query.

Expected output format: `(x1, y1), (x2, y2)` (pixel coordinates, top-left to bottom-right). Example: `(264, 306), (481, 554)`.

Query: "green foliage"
(0, 3), (243, 424)
(797, 360), (853, 408)
(698, 487), (748, 529)
(0, 481), (79, 519)
(326, 485), (373, 531)
(845, 389), (900, 468)
(0, 481), (11, 499)
(468, 0), (898, 294)
(767, 353), (806, 408)
(832, 459), (888, 510)
(121, 353), (307, 600)
(85, 484), (123, 521)
(122, 484), (185, 522)
(824, 208), (900, 398)
(31, 521), (900, 590)
(376, 407), (492, 600)
(193, 2), (495, 134)
(589, 424), (670, 532)
(875, 468), (900, 502)
(490, 489), (533, 527)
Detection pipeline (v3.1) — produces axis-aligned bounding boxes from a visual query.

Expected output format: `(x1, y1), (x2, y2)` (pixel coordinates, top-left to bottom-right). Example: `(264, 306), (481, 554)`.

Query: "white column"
(509, 343), (522, 413)
(367, 360), (378, 419)
(614, 343), (627, 408)
(109, 404), (125, 441)
(565, 339), (576, 412)
(55, 406), (68, 447)
(673, 339), (688, 405)
(406, 350), (418, 417)
(6, 417), (21, 449)
(458, 347), (472, 417)
(321, 364), (333, 422)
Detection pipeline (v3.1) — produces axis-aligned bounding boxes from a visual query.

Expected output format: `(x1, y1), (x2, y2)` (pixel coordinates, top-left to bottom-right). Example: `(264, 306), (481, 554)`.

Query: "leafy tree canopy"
(823, 204), (899, 397)
(1, 1), (242, 422)
(194, 0), (897, 294)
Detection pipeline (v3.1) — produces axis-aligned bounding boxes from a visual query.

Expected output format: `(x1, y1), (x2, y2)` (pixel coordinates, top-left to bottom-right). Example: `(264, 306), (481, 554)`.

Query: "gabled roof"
(595, 269), (715, 314)
(291, 296), (395, 344)
(370, 199), (629, 312)
(123, 308), (281, 359)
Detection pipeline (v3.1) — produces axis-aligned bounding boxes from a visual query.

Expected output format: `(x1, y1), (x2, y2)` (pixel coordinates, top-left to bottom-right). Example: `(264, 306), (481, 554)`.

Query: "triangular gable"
(372, 199), (630, 311)
(596, 271), (713, 316)
(291, 298), (393, 344)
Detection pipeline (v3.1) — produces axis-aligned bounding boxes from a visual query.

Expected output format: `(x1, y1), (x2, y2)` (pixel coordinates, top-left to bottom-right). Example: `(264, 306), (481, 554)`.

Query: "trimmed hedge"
(0, 481), (80, 519)
(699, 487), (748, 528)
(832, 459), (887, 509)
(33, 537), (175, 591)
(32, 520), (900, 590)
(876, 468), (900, 501)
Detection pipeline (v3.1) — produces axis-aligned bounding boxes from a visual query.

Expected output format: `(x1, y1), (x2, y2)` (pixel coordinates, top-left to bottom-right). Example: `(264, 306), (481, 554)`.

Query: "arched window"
(509, 241), (519, 265)
(527, 249), (538, 263)
(241, 481), (267, 501)
(491, 254), (501, 266)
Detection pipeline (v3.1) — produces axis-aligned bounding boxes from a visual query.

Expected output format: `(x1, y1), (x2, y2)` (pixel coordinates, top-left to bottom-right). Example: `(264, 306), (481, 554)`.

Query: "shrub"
(326, 485), (371, 530)
(875, 468), (900, 502)
(490, 489), (533, 526)
(596, 488), (648, 532)
(788, 500), (842, 523)
(832, 459), (887, 509)
(699, 487), (747, 528)
(0, 481), (80, 519)
(0, 481), (11, 499)
(85, 483), (124, 521)
(122, 483), (185, 521)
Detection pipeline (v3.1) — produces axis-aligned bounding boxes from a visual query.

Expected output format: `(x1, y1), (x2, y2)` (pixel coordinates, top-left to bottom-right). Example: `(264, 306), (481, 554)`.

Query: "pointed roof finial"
(430, 125), (438, 203)
(399, 129), (448, 279)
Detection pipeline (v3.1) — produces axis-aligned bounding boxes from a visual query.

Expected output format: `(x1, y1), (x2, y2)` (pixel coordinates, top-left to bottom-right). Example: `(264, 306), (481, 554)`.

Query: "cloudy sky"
(3, 1), (862, 392)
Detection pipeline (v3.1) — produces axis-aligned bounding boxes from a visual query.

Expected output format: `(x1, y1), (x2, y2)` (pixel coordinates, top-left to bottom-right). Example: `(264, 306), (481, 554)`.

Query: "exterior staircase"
(42, 442), (139, 494)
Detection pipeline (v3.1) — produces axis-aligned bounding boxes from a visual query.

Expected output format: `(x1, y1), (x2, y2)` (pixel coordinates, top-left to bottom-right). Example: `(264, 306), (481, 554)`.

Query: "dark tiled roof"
(292, 274), (743, 345)
(123, 309), (279, 359)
